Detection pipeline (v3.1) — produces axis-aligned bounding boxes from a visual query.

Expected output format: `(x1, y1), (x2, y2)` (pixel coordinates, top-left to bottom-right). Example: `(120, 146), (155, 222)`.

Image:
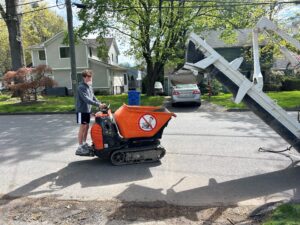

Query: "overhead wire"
(0, 0), (298, 18)
(0, 3), (65, 20)
(77, 1), (300, 12)
(0, 0), (45, 10)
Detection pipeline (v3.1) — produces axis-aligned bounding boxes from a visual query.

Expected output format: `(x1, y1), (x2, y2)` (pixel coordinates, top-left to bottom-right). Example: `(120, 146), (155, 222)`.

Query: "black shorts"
(76, 112), (91, 124)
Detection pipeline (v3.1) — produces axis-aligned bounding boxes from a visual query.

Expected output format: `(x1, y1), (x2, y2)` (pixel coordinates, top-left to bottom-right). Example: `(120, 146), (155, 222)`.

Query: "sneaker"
(75, 145), (94, 156)
(82, 143), (93, 151)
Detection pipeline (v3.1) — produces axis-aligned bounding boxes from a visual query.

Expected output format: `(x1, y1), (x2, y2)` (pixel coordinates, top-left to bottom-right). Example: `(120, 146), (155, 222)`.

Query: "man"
(75, 70), (105, 156)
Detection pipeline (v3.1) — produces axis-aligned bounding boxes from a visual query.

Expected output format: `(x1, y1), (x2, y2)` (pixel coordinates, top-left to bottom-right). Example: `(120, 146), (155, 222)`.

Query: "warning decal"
(139, 114), (157, 131)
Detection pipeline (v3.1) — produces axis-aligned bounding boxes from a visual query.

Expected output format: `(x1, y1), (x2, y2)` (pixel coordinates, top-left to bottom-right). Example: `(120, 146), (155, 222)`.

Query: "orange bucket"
(114, 104), (176, 139)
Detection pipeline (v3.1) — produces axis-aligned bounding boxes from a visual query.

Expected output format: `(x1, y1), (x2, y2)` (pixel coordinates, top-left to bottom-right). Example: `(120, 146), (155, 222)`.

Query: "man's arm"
(78, 86), (99, 106)
(93, 95), (100, 104)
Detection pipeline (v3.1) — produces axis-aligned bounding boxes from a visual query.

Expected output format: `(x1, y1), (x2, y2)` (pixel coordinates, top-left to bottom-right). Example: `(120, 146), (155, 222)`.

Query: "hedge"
(281, 78), (300, 91)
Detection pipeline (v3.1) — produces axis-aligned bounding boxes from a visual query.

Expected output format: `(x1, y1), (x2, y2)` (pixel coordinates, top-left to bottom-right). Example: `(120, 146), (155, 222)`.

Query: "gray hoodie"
(75, 82), (100, 113)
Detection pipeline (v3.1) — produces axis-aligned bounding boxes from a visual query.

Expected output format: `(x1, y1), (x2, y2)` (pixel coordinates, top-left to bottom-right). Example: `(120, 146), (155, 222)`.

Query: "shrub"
(3, 65), (56, 102)
(94, 90), (110, 95)
(263, 83), (282, 92)
(281, 78), (300, 91)
(199, 78), (222, 96)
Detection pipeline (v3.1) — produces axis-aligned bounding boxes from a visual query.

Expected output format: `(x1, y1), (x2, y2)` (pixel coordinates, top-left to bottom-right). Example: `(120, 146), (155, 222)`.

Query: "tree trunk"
(6, 0), (24, 70)
(145, 61), (164, 96)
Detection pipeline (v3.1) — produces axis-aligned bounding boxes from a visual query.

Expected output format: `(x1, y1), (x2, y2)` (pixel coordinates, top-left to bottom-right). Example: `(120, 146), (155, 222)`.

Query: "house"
(165, 29), (271, 94)
(29, 32), (128, 95)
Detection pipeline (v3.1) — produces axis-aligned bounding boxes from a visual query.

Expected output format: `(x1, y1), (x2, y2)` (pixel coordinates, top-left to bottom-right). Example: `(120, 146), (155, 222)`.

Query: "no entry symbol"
(139, 114), (157, 131)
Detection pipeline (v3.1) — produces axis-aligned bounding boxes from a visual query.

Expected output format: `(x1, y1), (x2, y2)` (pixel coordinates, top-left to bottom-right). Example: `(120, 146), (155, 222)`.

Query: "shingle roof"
(85, 38), (114, 48)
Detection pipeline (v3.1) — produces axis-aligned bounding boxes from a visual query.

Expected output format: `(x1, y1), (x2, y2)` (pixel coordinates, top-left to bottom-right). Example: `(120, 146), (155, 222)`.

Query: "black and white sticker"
(139, 114), (157, 131)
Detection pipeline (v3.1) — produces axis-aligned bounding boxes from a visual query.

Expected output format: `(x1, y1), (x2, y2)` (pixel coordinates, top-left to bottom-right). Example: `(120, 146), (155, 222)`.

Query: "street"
(1, 110), (299, 208)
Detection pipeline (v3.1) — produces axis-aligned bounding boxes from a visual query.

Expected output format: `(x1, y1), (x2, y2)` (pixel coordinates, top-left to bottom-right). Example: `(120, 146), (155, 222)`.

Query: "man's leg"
(78, 124), (88, 145)
(82, 124), (89, 143)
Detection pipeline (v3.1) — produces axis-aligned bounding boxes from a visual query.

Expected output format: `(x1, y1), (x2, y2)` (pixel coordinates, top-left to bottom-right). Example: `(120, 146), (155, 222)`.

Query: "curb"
(0, 112), (74, 116)
(227, 108), (300, 112)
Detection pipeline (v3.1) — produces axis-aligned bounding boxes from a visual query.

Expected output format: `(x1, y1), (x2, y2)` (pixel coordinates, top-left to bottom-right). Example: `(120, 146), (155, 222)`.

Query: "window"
(124, 74), (127, 85)
(60, 47), (70, 58)
(38, 50), (46, 60)
(111, 54), (114, 63)
(89, 47), (92, 57)
(77, 72), (83, 83)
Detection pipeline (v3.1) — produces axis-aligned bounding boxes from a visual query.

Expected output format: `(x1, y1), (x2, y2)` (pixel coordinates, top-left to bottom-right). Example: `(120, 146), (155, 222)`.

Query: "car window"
(175, 84), (197, 89)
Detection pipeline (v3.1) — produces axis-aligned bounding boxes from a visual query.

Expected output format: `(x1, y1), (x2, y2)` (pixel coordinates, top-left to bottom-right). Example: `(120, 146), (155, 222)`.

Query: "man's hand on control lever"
(99, 103), (107, 109)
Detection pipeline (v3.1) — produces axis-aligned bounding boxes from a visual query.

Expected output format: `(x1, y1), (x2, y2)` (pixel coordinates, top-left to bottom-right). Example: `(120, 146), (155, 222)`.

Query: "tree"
(3, 65), (56, 102)
(0, 19), (11, 73)
(0, 2), (66, 72)
(21, 3), (66, 66)
(0, 0), (24, 70)
(78, 0), (274, 95)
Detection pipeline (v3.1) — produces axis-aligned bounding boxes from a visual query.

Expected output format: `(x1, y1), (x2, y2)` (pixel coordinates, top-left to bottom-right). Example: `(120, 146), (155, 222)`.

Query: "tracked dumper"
(90, 104), (176, 166)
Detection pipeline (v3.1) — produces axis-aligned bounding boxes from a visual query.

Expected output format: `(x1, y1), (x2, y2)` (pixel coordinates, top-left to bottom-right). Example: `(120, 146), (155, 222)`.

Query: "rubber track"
(110, 145), (166, 166)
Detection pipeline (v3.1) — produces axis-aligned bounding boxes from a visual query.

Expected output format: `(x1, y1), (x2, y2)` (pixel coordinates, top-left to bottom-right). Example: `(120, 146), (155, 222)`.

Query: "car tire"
(195, 102), (201, 107)
(171, 102), (177, 107)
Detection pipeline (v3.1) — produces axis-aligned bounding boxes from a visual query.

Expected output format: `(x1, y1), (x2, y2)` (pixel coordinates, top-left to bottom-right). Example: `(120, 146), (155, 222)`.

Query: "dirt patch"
(0, 197), (263, 225)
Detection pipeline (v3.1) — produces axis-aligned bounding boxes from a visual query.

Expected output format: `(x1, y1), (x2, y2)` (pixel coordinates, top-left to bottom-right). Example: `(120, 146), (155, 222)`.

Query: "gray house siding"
(52, 70), (72, 89)
(29, 32), (128, 95)
(31, 48), (47, 66)
(45, 33), (88, 69)
(89, 60), (111, 93)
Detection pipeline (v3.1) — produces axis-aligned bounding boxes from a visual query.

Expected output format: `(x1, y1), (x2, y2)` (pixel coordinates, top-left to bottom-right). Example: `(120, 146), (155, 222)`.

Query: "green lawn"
(263, 203), (300, 225)
(0, 94), (165, 113)
(202, 91), (300, 110)
(0, 91), (299, 113)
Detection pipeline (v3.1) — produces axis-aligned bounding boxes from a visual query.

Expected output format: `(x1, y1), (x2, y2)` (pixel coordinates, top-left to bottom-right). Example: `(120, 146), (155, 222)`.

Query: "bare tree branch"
(106, 25), (141, 42)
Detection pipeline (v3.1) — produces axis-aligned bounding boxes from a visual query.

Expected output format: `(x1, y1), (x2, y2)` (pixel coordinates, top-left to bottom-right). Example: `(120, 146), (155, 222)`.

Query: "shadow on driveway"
(1, 158), (160, 204)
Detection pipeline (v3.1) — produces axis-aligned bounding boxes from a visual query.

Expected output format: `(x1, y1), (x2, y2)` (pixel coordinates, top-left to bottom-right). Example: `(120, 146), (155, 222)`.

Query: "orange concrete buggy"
(90, 104), (176, 165)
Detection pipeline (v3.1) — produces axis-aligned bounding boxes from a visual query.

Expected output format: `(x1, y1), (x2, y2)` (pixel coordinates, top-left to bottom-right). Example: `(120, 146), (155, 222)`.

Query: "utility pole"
(65, 0), (78, 98)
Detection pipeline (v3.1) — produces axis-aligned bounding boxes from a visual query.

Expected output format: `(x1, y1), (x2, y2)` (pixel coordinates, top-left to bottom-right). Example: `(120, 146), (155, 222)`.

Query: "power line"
(0, 3), (65, 20)
(80, 1), (300, 11)
(0, 0), (298, 21)
(0, 0), (45, 10)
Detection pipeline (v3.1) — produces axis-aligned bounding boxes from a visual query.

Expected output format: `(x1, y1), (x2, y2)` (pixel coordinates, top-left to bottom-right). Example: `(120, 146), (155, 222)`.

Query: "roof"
(88, 58), (126, 71)
(78, 37), (119, 54)
(28, 31), (65, 49)
(201, 28), (270, 49)
(28, 44), (44, 49)
(85, 38), (114, 48)
(28, 32), (118, 52)
(88, 57), (111, 68)
(110, 64), (127, 72)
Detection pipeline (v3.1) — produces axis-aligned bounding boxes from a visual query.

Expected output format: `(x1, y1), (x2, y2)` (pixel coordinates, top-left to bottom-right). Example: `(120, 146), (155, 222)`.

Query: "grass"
(0, 94), (165, 113)
(263, 203), (300, 225)
(0, 90), (299, 113)
(202, 91), (300, 110)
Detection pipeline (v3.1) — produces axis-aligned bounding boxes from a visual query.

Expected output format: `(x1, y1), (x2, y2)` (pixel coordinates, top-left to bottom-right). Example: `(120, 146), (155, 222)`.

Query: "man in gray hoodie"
(75, 70), (105, 156)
